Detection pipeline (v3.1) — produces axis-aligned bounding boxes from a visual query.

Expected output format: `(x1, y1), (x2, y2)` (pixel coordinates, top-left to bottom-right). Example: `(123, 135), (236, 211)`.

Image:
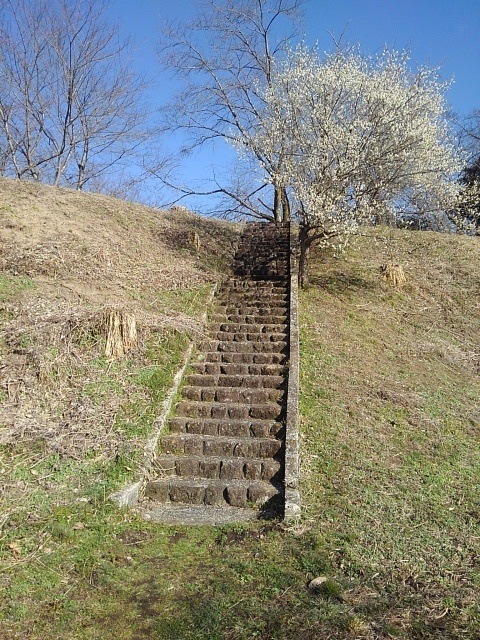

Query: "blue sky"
(110, 0), (480, 208)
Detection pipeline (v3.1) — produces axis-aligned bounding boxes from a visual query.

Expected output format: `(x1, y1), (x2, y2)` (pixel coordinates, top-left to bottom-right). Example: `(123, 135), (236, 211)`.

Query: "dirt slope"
(0, 177), (239, 459)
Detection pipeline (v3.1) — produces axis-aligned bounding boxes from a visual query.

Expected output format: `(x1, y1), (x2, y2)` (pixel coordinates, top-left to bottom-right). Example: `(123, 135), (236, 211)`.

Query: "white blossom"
(241, 44), (465, 249)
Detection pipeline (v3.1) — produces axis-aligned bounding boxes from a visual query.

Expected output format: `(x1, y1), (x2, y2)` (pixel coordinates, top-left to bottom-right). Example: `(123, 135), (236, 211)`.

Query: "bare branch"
(0, 0), (151, 190)
(156, 0), (305, 221)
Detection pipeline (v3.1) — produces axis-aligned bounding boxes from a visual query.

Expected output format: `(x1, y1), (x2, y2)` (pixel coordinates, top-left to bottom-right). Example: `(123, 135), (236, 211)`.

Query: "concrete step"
(216, 293), (288, 304)
(234, 248), (289, 256)
(215, 304), (288, 322)
(159, 433), (283, 459)
(234, 273), (288, 281)
(217, 284), (287, 294)
(235, 243), (289, 251)
(184, 373), (285, 389)
(196, 351), (286, 365)
(208, 331), (288, 343)
(200, 340), (287, 354)
(234, 252), (288, 260)
(209, 323), (286, 334)
(190, 362), (285, 377)
(232, 269), (288, 277)
(221, 278), (288, 286)
(210, 313), (287, 325)
(139, 504), (260, 525)
(227, 279), (288, 291)
(175, 400), (283, 421)
(145, 477), (281, 508)
(180, 385), (284, 404)
(168, 416), (284, 438)
(153, 454), (282, 482)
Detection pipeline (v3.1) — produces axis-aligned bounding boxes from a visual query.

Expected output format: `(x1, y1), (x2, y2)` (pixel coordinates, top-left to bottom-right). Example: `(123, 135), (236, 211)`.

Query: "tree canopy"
(240, 45), (464, 282)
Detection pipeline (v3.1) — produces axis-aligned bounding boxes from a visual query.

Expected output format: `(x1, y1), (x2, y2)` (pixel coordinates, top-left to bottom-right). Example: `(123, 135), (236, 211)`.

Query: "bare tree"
(0, 0), (150, 190)
(454, 111), (480, 232)
(458, 109), (480, 160)
(157, 0), (304, 221)
(0, 0), (51, 180)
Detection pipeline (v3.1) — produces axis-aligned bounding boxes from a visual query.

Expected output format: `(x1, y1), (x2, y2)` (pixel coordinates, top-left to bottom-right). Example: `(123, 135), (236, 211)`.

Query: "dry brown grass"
(0, 177), (239, 465)
(380, 261), (407, 287)
(0, 177), (235, 300)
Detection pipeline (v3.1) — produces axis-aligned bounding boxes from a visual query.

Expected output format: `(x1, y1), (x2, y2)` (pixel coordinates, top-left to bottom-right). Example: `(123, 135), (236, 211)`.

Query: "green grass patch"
(148, 284), (214, 318)
(1, 227), (479, 639)
(295, 230), (480, 637)
(0, 273), (36, 302)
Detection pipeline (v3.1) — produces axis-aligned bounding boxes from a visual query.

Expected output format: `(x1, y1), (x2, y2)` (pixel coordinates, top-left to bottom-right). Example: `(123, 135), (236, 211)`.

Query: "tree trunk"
(281, 187), (290, 222)
(104, 309), (137, 358)
(273, 184), (282, 222)
(273, 185), (291, 222)
(298, 224), (312, 288)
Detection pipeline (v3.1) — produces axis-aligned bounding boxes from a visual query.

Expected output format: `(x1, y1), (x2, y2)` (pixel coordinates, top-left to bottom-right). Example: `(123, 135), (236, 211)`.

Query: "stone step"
(233, 265), (288, 272)
(180, 385), (284, 404)
(227, 279), (288, 290)
(214, 296), (289, 315)
(236, 235), (288, 242)
(159, 433), (283, 459)
(233, 271), (288, 279)
(238, 246), (289, 252)
(214, 309), (288, 321)
(209, 331), (288, 343)
(234, 247), (289, 255)
(214, 302), (287, 314)
(234, 273), (288, 281)
(216, 293), (288, 304)
(217, 284), (288, 294)
(168, 416), (284, 438)
(235, 241), (289, 248)
(223, 288), (288, 298)
(209, 323), (286, 334)
(145, 477), (281, 508)
(190, 362), (285, 377)
(184, 373), (285, 389)
(228, 275), (288, 283)
(140, 504), (260, 526)
(154, 454), (282, 482)
(175, 400), (282, 421)
(234, 252), (289, 260)
(197, 351), (286, 365)
(200, 340), (287, 354)
(210, 314), (287, 325)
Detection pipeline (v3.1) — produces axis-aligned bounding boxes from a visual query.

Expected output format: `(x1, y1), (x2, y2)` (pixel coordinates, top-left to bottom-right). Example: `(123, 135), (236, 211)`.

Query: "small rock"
(308, 576), (328, 591)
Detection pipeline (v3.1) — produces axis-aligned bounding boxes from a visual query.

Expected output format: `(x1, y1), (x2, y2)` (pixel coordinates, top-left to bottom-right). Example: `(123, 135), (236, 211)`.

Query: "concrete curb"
(284, 222), (301, 521)
(109, 283), (218, 509)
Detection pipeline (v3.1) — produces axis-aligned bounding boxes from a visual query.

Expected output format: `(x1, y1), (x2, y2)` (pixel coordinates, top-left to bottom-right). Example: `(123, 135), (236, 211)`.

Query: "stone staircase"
(143, 222), (291, 524)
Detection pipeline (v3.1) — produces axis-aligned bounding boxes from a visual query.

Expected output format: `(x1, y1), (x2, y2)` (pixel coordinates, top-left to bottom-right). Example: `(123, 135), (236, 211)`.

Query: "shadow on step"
(257, 492), (284, 521)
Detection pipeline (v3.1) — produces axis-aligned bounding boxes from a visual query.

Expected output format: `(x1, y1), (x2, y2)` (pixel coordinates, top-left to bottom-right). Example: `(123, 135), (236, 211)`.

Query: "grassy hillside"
(0, 177), (238, 473)
(1, 180), (479, 639)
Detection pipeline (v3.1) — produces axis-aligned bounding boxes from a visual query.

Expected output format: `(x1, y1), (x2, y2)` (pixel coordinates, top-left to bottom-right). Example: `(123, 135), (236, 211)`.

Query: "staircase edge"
(284, 222), (301, 521)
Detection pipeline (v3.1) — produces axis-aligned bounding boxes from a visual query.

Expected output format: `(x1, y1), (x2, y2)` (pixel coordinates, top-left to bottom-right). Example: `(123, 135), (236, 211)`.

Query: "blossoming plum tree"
(241, 45), (464, 284)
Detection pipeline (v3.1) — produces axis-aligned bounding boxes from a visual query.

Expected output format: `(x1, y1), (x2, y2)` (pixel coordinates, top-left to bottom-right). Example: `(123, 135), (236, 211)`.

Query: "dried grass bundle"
(381, 262), (407, 287)
(104, 308), (137, 358)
